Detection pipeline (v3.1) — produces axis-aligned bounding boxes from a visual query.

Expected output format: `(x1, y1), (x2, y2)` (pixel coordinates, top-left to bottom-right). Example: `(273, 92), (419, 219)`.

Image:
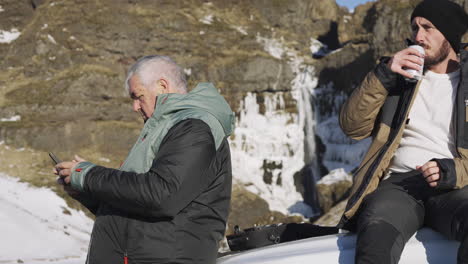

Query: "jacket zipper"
(123, 217), (130, 264)
(458, 49), (467, 156)
(343, 81), (417, 223)
(124, 252), (128, 264)
(454, 54), (464, 158)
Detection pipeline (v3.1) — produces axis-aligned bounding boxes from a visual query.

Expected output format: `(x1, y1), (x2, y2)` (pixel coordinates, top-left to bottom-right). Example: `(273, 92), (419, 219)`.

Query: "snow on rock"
(98, 157), (111, 163)
(184, 68), (192, 76)
(229, 35), (321, 217)
(316, 116), (371, 172)
(256, 35), (285, 60)
(0, 29), (21, 44)
(0, 173), (93, 264)
(0, 115), (21, 122)
(47, 34), (57, 44)
(230, 92), (305, 215)
(200, 14), (214, 24)
(232, 25), (248, 35)
(240, 34), (373, 217)
(0, 5), (4, 12)
(343, 15), (352, 24)
(314, 83), (371, 172)
(310, 38), (331, 58)
(317, 168), (351, 185)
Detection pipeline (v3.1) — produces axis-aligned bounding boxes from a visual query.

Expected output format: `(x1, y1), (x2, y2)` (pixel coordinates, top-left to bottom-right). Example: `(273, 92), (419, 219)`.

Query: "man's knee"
(358, 195), (424, 238)
(356, 219), (406, 264)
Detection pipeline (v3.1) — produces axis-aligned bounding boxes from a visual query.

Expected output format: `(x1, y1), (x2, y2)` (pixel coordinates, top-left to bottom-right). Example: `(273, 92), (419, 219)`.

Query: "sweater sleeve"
(82, 119), (216, 218)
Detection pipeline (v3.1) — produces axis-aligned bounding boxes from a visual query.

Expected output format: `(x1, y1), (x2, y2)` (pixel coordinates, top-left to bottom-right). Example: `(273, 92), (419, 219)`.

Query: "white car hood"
(218, 228), (460, 264)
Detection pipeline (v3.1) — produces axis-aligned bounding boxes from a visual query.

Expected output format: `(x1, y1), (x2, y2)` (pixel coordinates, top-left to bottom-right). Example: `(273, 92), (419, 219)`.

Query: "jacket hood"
(151, 82), (235, 137)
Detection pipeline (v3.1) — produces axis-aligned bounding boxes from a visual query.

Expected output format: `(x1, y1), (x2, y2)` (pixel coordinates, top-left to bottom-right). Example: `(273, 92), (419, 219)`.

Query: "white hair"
(125, 55), (187, 94)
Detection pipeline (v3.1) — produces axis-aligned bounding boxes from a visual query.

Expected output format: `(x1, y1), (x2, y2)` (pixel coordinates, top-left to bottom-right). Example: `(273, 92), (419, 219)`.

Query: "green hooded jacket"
(68, 82), (235, 264)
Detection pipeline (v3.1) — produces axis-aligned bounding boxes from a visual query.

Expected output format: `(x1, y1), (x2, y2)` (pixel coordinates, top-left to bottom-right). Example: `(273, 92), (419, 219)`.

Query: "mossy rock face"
(227, 185), (304, 235)
(2, 0), (468, 237)
(4, 0), (464, 156)
(313, 200), (347, 227)
(0, 0), (346, 158)
(316, 180), (352, 214)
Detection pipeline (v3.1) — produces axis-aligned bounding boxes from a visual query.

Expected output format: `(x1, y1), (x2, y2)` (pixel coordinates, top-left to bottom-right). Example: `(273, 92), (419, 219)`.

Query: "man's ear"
(157, 78), (169, 93)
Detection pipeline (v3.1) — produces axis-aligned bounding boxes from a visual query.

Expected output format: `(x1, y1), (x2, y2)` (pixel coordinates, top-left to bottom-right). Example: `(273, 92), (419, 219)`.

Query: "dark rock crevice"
(29, 0), (45, 10)
(317, 21), (340, 51)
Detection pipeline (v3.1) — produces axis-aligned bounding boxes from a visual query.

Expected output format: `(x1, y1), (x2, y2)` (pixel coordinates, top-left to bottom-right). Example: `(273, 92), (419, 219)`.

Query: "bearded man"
(339, 0), (468, 263)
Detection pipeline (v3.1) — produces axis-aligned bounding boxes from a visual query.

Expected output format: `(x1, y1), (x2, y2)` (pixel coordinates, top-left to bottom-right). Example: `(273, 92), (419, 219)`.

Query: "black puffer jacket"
(73, 119), (232, 264)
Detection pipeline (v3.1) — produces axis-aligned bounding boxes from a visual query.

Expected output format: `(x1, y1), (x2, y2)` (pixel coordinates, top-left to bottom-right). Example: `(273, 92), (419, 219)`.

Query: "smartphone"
(48, 152), (62, 165)
(49, 152), (65, 185)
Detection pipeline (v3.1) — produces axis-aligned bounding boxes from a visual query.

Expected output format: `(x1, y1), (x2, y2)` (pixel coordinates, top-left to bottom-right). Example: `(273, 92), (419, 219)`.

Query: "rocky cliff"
(1, 0), (467, 239)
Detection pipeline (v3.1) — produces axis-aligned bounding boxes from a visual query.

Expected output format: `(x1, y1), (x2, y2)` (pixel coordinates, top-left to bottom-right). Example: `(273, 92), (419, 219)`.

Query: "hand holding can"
(387, 45), (425, 81)
(404, 45), (425, 82)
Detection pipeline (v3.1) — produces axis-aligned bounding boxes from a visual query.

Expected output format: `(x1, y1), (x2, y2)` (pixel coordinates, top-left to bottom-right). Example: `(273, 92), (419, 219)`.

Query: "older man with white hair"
(54, 55), (235, 264)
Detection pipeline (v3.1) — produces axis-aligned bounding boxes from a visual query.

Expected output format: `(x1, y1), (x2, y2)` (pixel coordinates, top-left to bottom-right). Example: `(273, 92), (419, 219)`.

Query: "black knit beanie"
(411, 0), (468, 52)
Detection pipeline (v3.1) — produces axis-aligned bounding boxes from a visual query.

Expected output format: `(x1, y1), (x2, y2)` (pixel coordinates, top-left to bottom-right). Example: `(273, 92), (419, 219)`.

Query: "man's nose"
(414, 28), (425, 44)
(132, 100), (140, 112)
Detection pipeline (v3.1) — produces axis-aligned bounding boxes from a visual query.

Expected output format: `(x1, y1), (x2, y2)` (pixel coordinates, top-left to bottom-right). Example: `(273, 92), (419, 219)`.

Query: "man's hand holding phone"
(50, 153), (86, 195)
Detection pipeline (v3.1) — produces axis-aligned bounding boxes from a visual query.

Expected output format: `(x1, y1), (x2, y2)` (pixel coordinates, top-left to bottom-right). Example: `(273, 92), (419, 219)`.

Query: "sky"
(336, 0), (376, 11)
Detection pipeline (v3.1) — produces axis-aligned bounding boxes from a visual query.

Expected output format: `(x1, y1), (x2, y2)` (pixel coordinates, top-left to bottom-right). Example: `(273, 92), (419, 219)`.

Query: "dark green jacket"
(70, 83), (235, 264)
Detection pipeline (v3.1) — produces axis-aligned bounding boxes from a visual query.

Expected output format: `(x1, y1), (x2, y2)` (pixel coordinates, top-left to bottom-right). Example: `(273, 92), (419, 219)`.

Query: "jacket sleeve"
(82, 119), (216, 218)
(68, 191), (100, 215)
(432, 158), (468, 190)
(339, 59), (398, 140)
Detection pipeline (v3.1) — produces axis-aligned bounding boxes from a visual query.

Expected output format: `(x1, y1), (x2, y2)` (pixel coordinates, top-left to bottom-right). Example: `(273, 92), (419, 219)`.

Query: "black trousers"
(355, 171), (468, 264)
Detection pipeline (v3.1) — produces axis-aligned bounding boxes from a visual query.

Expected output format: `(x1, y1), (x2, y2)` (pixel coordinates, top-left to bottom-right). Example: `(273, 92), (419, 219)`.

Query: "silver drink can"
(405, 45), (425, 82)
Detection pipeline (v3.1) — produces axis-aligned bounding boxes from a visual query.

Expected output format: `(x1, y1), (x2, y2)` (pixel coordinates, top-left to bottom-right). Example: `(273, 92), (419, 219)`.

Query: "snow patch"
(232, 26), (248, 35)
(0, 115), (21, 122)
(98, 157), (110, 163)
(184, 68), (192, 76)
(47, 34), (57, 44)
(256, 35), (285, 59)
(344, 15), (352, 24)
(229, 35), (321, 217)
(42, 24), (48, 30)
(317, 168), (352, 185)
(200, 14), (214, 24)
(310, 38), (331, 58)
(230, 92), (306, 215)
(0, 173), (92, 263)
(0, 29), (21, 44)
(314, 83), (371, 172)
(0, 5), (4, 12)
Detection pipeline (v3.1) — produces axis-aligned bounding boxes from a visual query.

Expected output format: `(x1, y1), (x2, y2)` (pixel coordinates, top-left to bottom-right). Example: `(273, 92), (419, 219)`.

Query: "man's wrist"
(374, 57), (398, 92)
(70, 161), (96, 192)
